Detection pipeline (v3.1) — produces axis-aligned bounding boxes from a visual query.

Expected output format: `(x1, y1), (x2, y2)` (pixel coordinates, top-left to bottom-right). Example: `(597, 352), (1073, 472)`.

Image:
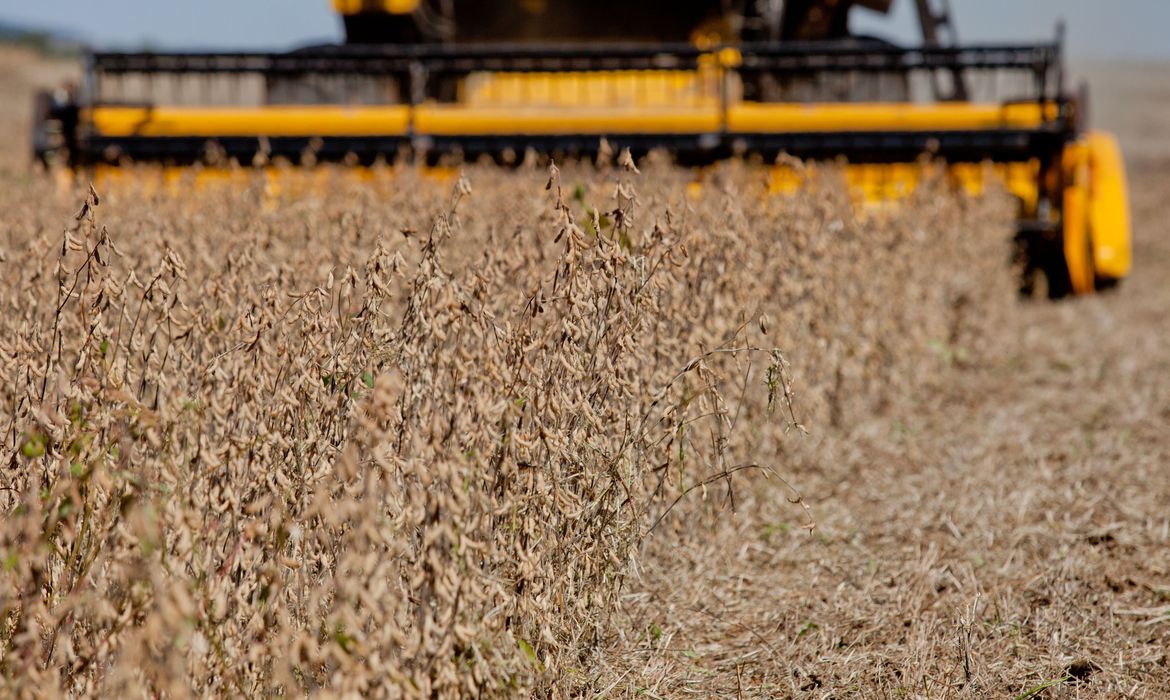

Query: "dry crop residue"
(2, 47), (1168, 699)
(0, 157), (1009, 697)
(604, 119), (1170, 699)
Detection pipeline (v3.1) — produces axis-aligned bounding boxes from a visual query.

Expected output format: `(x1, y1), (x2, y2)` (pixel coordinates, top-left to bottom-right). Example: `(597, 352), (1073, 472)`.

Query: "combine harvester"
(32, 0), (1130, 297)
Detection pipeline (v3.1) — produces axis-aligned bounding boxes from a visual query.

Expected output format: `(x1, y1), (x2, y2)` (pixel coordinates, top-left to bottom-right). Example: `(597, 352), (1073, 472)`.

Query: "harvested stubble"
(0, 158), (1013, 697)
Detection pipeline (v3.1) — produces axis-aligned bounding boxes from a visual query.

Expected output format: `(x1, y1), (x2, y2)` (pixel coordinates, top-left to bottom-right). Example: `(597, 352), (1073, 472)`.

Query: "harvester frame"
(32, 13), (1130, 298)
(57, 42), (1069, 164)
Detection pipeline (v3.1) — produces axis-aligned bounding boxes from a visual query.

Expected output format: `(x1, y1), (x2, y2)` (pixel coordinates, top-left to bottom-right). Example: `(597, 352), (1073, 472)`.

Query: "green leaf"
(762, 522), (791, 542)
(361, 370), (374, 388)
(518, 638), (538, 664)
(21, 433), (46, 459)
(333, 628), (357, 654)
(1011, 675), (1070, 700)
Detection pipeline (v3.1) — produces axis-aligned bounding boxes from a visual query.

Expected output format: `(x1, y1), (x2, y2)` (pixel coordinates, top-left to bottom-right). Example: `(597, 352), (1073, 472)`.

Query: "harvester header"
(30, 0), (1131, 297)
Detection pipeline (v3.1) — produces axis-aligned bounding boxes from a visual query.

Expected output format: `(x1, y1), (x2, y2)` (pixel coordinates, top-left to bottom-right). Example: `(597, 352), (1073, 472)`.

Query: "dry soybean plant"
(0, 157), (1014, 697)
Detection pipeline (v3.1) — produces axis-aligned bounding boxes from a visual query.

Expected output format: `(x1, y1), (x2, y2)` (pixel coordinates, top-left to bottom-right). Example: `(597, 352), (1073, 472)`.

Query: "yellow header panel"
(88, 101), (1058, 141)
(89, 106), (411, 138)
(333, 0), (419, 15)
(728, 102), (1059, 133)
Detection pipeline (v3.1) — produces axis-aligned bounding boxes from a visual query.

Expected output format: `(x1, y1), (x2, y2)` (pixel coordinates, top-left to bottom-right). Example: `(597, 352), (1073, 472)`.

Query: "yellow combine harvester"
(32, 0), (1130, 297)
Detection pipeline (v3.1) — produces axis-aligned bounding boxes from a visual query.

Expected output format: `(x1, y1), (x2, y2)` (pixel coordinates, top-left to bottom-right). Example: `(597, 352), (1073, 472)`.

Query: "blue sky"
(1, 1), (1167, 59)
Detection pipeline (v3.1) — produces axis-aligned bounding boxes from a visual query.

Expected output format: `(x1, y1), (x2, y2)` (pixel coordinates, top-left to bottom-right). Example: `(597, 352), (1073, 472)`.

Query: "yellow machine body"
(767, 160), (1041, 211)
(333, 0), (420, 14)
(1061, 131), (1132, 293)
(1085, 131), (1132, 282)
(83, 77), (1060, 245)
(86, 100), (1058, 140)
